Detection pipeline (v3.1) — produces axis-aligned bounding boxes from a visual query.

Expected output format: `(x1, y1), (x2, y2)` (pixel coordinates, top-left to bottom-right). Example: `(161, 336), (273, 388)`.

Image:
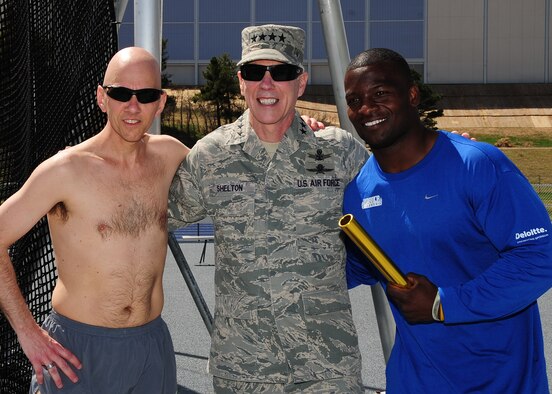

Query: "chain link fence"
(0, 0), (117, 391)
(532, 183), (552, 220)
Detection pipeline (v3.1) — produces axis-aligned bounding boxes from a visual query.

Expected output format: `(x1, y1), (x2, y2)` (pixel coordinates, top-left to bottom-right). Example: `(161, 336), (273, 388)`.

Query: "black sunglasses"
(103, 85), (164, 104)
(240, 63), (303, 82)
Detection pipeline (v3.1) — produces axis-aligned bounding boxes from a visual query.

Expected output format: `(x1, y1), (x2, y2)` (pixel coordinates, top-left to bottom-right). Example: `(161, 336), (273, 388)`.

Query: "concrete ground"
(162, 241), (552, 393)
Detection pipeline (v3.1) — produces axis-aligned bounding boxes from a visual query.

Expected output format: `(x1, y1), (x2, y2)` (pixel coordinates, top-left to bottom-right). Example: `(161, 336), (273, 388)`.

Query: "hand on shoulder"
(450, 130), (477, 141)
(301, 115), (326, 132)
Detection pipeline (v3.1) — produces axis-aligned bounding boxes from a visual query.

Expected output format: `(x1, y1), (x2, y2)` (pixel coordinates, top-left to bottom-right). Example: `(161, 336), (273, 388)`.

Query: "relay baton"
(339, 214), (408, 287)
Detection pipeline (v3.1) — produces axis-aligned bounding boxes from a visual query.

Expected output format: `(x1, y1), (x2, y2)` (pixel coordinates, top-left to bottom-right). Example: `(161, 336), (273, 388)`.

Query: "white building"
(118, 0), (552, 85)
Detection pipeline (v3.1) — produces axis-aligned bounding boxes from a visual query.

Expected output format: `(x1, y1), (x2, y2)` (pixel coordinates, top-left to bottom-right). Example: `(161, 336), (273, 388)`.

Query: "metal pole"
(113, 0), (129, 34)
(134, 0), (162, 134)
(317, 0), (396, 365)
(371, 284), (394, 363)
(168, 232), (213, 335)
(316, 0), (359, 141)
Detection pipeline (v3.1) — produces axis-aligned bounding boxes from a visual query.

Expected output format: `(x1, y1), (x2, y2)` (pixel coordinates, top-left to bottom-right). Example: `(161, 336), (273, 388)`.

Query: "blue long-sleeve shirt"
(344, 131), (552, 393)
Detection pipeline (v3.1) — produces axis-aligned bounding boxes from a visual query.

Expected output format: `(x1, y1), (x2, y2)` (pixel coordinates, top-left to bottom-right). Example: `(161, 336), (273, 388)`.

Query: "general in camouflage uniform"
(168, 24), (369, 393)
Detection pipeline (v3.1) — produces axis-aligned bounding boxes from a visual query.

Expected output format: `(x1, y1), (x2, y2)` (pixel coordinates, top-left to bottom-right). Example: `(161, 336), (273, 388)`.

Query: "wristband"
(432, 291), (444, 322)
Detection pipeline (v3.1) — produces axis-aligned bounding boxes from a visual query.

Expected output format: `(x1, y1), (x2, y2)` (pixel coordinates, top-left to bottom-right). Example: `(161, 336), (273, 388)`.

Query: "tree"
(161, 38), (172, 88)
(160, 38), (177, 133)
(411, 69), (443, 130)
(194, 53), (241, 128)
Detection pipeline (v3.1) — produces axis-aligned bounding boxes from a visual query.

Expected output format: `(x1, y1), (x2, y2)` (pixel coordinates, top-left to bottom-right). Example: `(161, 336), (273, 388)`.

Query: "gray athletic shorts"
(29, 310), (176, 394)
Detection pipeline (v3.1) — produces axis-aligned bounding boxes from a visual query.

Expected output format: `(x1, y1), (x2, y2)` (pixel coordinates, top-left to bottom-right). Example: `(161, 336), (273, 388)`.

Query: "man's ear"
(409, 84), (421, 107)
(297, 71), (309, 98)
(238, 72), (246, 96)
(97, 85), (107, 112)
(155, 92), (168, 116)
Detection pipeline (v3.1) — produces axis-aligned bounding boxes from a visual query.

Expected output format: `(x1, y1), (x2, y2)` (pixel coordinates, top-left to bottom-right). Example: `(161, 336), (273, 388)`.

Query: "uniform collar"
(227, 109), (317, 159)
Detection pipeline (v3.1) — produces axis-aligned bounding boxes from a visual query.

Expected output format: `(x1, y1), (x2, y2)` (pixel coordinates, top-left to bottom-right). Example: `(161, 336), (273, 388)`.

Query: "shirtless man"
(0, 47), (189, 393)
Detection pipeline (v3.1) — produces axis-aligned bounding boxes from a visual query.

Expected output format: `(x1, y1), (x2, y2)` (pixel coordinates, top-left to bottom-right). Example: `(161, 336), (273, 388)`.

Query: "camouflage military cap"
(237, 24), (305, 69)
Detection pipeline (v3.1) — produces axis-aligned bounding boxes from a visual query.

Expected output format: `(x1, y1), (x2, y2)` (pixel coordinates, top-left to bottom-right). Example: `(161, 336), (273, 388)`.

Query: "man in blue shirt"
(343, 47), (552, 393)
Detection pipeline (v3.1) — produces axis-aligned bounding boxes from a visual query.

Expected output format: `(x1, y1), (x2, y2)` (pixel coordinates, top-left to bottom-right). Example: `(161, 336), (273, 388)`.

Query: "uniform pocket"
(300, 289), (360, 373)
(302, 289), (351, 316)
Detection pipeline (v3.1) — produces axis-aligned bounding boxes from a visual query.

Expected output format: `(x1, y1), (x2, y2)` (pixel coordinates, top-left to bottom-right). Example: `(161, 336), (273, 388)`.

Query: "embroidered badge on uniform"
(305, 148), (334, 174)
(209, 181), (256, 196)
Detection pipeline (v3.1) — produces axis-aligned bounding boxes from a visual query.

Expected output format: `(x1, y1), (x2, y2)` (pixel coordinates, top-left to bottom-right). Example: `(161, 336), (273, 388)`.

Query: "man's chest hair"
(99, 195), (167, 238)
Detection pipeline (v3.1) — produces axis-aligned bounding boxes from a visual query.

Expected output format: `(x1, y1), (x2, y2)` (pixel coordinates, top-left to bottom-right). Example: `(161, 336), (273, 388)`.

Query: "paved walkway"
(163, 241), (552, 393)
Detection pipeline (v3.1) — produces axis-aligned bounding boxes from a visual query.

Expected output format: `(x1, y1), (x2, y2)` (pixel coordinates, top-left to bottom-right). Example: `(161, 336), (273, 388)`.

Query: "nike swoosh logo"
(425, 194), (439, 200)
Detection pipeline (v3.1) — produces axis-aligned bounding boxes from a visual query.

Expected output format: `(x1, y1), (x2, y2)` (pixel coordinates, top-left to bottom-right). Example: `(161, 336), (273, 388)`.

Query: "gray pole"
(113, 0), (129, 34)
(134, 0), (162, 134)
(317, 0), (396, 365)
(316, 0), (359, 141)
(168, 233), (213, 335)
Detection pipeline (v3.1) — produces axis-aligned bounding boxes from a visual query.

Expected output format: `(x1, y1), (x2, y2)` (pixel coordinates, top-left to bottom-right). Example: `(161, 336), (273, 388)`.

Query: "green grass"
(476, 134), (552, 147)
(499, 148), (552, 184)
(508, 152), (552, 219)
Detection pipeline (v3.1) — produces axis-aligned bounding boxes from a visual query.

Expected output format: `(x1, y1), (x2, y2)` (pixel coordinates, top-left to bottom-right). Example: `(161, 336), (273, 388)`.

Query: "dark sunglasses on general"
(240, 63), (303, 82)
(103, 85), (164, 104)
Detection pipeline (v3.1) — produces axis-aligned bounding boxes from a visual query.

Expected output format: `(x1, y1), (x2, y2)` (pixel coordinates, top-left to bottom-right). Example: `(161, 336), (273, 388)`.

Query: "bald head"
(103, 47), (162, 89)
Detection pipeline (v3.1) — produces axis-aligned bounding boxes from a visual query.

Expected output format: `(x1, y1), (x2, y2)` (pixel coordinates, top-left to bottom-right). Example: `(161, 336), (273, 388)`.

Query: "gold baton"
(339, 213), (408, 287)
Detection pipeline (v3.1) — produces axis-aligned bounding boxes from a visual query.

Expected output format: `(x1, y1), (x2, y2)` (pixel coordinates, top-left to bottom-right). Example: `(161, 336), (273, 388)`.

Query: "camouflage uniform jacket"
(168, 110), (369, 383)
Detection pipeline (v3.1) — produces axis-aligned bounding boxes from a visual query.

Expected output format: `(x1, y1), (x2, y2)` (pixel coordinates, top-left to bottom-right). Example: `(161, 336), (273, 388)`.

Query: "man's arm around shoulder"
(168, 142), (208, 230)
